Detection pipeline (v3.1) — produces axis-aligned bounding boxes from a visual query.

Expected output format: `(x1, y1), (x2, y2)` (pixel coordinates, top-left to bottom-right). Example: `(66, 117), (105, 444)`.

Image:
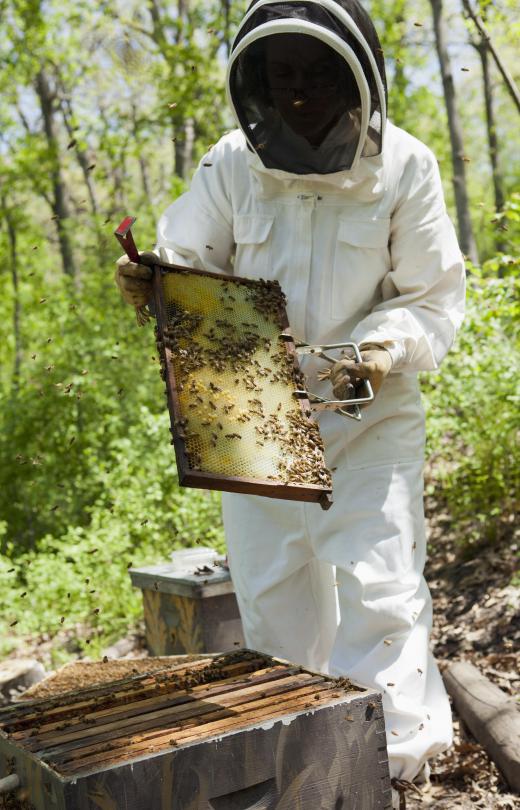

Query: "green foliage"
(422, 271), (519, 547)
(0, 0), (519, 662)
(0, 244), (224, 661)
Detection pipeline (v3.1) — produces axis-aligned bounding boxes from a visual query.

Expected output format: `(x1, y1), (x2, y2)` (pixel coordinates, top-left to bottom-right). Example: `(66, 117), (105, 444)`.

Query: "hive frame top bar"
(0, 650), (370, 773)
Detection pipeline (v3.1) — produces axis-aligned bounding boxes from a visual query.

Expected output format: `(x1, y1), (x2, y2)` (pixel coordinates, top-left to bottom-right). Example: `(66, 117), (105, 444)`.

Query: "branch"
(461, 0), (520, 115)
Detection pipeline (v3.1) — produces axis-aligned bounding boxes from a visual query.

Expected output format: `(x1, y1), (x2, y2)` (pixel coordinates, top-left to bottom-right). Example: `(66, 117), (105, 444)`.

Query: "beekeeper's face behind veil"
(226, 0), (388, 176)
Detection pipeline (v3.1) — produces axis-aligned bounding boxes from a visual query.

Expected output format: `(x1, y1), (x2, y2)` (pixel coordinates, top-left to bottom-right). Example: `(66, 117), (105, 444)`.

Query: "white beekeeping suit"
(154, 0), (465, 789)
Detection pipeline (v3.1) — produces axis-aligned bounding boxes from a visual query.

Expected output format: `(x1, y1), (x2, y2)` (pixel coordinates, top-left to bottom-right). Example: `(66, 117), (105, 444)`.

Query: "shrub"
(422, 272), (519, 547)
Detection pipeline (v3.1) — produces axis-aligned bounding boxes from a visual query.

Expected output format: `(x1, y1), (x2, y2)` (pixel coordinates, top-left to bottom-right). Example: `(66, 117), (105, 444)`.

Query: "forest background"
(0, 0), (518, 664)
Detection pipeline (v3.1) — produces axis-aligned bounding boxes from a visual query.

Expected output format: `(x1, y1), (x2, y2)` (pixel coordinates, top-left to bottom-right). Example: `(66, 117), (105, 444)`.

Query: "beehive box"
(129, 559), (245, 656)
(153, 263), (333, 508)
(0, 650), (391, 809)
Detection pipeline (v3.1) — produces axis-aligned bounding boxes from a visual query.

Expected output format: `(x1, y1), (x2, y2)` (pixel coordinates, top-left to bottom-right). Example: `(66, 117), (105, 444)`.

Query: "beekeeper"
(115, 0), (465, 798)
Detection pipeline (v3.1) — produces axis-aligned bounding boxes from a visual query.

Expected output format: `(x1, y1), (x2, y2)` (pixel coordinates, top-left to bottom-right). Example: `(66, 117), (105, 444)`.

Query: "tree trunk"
(1, 196), (22, 389)
(430, 0), (478, 264)
(476, 42), (505, 215)
(390, 8), (407, 128)
(222, 0), (231, 56)
(34, 69), (77, 277)
(130, 103), (155, 217)
(59, 93), (99, 217)
(474, 38), (506, 258)
(174, 117), (195, 179)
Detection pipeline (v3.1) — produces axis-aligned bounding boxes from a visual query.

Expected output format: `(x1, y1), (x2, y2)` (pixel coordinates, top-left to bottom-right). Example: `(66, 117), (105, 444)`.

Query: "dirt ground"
(1, 497), (518, 809)
(403, 497), (519, 809)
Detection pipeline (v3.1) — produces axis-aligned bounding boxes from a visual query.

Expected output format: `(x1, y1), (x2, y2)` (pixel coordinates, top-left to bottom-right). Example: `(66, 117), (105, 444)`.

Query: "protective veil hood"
(226, 0), (387, 177)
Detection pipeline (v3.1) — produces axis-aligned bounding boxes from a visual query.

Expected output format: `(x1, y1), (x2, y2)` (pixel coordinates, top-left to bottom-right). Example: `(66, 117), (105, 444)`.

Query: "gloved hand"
(114, 252), (156, 308)
(330, 344), (393, 402)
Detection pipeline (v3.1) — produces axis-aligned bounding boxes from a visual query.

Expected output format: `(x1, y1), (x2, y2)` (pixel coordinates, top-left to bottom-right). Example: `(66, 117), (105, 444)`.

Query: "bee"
(20, 592), (27, 598)
(93, 608), (100, 615)
(50, 505), (59, 512)
(60, 616), (65, 624)
(417, 668), (423, 675)
(87, 548), (98, 555)
(205, 245), (214, 251)
(9, 620), (18, 627)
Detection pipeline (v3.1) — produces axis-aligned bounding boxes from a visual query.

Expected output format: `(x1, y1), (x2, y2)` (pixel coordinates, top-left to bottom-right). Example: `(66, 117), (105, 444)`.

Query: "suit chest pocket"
(233, 214), (274, 280)
(331, 217), (391, 321)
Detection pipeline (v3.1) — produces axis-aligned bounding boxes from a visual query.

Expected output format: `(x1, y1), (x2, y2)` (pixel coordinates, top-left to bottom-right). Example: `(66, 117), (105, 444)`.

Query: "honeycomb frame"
(152, 261), (333, 509)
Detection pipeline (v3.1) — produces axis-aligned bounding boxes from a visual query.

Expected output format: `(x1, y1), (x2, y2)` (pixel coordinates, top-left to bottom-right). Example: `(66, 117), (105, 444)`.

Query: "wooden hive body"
(129, 561), (245, 656)
(0, 651), (391, 809)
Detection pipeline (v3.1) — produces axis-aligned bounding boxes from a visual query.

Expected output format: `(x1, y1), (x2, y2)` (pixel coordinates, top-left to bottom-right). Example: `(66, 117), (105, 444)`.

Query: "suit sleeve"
(350, 146), (466, 371)
(154, 140), (235, 275)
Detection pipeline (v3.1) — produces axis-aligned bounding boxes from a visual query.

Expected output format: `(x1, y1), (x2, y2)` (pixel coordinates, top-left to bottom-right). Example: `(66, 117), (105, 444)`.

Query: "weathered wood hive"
(0, 650), (391, 809)
(129, 555), (245, 656)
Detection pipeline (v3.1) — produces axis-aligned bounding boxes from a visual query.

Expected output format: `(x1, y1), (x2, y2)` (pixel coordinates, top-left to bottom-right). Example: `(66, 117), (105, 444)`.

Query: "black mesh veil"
(226, 0), (387, 175)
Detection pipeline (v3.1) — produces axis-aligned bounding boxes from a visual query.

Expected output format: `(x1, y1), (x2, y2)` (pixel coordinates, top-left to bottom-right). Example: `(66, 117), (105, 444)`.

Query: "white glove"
(330, 344), (393, 401)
